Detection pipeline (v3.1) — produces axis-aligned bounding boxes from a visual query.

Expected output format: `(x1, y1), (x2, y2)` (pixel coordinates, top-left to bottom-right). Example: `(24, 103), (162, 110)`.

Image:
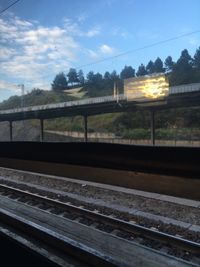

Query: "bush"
(156, 129), (175, 140)
(123, 129), (150, 139)
(70, 124), (83, 132)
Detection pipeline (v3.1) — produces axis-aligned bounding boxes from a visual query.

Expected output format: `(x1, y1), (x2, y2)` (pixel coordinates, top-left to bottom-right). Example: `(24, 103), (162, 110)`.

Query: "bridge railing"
(0, 83), (200, 115)
(0, 94), (126, 114)
(169, 83), (200, 94)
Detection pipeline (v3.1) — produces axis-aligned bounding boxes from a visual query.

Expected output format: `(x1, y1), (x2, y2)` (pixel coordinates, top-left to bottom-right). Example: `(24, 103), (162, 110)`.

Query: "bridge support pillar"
(84, 115), (88, 142)
(40, 119), (44, 142)
(150, 110), (155, 146)
(9, 121), (13, 141)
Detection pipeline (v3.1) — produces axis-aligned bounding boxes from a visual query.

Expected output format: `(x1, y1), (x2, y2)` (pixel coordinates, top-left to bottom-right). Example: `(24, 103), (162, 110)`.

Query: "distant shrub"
(71, 124), (83, 132)
(123, 129), (150, 139)
(156, 129), (175, 140)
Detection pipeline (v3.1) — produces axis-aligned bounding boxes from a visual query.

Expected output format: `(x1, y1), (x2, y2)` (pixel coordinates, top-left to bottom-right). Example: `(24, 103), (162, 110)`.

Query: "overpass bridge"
(0, 83), (200, 144)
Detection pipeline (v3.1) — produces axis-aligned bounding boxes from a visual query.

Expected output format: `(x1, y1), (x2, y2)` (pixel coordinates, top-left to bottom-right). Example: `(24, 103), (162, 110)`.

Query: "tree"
(136, 64), (147, 76)
(104, 71), (111, 80)
(164, 56), (174, 72)
(86, 71), (95, 83)
(120, 66), (135, 79)
(154, 57), (164, 73)
(78, 69), (85, 85)
(67, 68), (79, 86)
(110, 70), (119, 81)
(178, 49), (193, 65)
(146, 60), (155, 74)
(84, 71), (105, 97)
(51, 72), (68, 91)
(93, 73), (103, 84)
(194, 47), (200, 69)
(170, 49), (193, 85)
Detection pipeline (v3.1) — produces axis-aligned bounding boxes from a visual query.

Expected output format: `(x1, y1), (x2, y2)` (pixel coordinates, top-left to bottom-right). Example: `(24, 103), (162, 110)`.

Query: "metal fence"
(169, 83), (200, 94)
(1, 83), (200, 115)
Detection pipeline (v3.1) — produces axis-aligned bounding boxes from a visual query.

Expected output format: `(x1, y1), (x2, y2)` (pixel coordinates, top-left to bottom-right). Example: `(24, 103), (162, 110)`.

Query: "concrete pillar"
(84, 115), (88, 142)
(150, 110), (155, 146)
(40, 119), (44, 142)
(9, 121), (13, 141)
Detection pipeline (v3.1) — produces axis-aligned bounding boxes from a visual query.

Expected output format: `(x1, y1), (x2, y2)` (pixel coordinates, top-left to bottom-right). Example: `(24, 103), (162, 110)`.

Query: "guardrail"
(0, 83), (200, 115)
(0, 94), (126, 115)
(169, 83), (200, 94)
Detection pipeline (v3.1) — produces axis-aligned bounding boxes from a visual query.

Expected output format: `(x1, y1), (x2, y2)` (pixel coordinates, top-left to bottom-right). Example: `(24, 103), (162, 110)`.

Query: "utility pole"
(19, 84), (24, 108)
(113, 81), (119, 103)
(17, 84), (25, 108)
(18, 84), (25, 140)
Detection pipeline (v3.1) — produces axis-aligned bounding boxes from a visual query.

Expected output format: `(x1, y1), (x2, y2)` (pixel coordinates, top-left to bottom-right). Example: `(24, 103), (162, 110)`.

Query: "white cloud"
(87, 49), (99, 59)
(0, 15), (81, 93)
(0, 80), (20, 93)
(0, 47), (16, 60)
(0, 14), (103, 97)
(63, 18), (100, 37)
(100, 44), (114, 54)
(188, 37), (199, 46)
(14, 17), (33, 28)
(77, 13), (88, 23)
(86, 27), (100, 37)
(88, 44), (115, 59)
(111, 27), (131, 38)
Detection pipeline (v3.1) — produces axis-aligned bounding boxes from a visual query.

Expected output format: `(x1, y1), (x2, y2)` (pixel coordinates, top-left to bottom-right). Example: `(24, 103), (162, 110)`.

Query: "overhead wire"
(1, 1), (199, 88)
(37, 29), (200, 82)
(75, 29), (200, 69)
(0, 0), (21, 16)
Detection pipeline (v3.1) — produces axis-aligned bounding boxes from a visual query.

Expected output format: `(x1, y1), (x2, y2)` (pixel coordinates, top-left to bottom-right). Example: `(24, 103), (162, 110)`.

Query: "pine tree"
(51, 72), (68, 91)
(86, 71), (95, 83)
(146, 60), (155, 74)
(110, 70), (119, 81)
(78, 69), (85, 85)
(136, 64), (147, 76)
(120, 66), (135, 79)
(164, 56), (174, 71)
(154, 57), (164, 73)
(170, 49), (193, 85)
(67, 68), (79, 87)
(104, 71), (111, 80)
(194, 47), (200, 69)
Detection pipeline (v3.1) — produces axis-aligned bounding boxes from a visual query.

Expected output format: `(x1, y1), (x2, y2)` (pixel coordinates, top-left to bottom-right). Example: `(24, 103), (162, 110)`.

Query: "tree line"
(51, 47), (200, 97)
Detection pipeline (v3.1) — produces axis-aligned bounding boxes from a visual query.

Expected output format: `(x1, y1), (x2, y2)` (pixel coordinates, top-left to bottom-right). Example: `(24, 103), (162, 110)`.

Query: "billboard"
(124, 73), (169, 101)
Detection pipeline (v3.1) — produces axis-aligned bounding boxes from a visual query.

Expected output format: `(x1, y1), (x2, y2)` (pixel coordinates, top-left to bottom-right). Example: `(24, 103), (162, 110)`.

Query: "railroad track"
(0, 183), (199, 265)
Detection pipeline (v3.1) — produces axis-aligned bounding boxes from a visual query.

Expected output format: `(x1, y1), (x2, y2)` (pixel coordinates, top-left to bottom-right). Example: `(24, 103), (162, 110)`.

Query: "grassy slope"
(45, 113), (122, 133)
(1, 89), (200, 141)
(0, 89), (122, 140)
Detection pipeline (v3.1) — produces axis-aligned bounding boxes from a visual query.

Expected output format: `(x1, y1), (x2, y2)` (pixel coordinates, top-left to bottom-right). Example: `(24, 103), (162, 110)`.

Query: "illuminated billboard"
(124, 73), (169, 101)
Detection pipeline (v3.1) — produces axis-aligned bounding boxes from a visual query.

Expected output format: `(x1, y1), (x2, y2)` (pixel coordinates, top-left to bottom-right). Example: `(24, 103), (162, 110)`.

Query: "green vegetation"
(123, 128), (200, 141)
(51, 47), (200, 97)
(0, 46), (200, 141)
(0, 89), (75, 110)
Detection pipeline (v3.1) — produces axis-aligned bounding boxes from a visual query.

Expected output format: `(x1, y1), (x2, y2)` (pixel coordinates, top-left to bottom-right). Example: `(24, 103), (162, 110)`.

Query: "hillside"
(0, 87), (200, 143)
(0, 89), (75, 110)
(0, 89), (122, 141)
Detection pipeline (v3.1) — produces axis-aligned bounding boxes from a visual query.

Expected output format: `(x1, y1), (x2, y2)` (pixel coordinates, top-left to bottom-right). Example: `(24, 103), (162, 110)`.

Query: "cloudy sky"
(0, 0), (200, 101)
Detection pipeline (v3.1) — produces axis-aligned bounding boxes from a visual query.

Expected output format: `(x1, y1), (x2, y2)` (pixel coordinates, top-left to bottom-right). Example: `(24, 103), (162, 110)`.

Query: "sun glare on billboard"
(124, 74), (169, 101)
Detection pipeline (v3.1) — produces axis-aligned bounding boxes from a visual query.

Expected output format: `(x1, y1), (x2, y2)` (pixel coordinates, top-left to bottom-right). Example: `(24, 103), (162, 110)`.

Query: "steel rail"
(0, 183), (199, 256)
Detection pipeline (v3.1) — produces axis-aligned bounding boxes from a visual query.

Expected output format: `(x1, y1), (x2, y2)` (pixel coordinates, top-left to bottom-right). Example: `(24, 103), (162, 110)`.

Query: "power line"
(4, 29), (200, 87)
(0, 0), (20, 15)
(39, 29), (200, 81)
(75, 29), (200, 69)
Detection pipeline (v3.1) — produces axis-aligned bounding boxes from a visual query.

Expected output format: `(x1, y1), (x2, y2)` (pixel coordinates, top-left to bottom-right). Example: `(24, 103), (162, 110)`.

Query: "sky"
(0, 0), (200, 101)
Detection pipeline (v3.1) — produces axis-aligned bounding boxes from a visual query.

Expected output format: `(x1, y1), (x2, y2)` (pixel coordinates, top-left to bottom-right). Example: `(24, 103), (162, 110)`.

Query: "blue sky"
(0, 0), (200, 101)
